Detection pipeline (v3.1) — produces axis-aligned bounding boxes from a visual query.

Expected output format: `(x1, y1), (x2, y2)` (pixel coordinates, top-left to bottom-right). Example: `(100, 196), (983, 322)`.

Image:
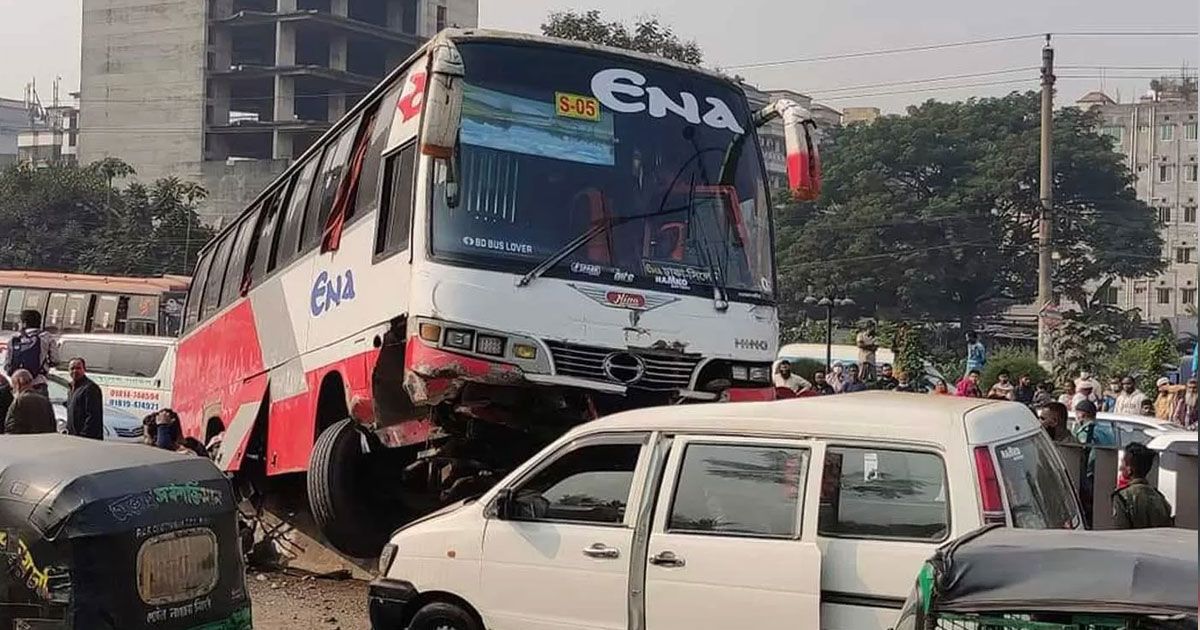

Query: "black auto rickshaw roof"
(0, 434), (230, 538)
(930, 526), (1198, 617)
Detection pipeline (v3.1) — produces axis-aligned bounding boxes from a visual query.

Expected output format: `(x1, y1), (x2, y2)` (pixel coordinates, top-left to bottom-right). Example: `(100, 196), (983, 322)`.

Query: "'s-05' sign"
(311, 270), (357, 317)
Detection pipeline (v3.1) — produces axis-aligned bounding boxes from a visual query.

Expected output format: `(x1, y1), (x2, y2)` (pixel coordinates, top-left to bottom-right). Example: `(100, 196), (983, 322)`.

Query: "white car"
(1067, 411), (1178, 448)
(370, 392), (1082, 630)
(46, 374), (145, 443)
(1145, 430), (1197, 521)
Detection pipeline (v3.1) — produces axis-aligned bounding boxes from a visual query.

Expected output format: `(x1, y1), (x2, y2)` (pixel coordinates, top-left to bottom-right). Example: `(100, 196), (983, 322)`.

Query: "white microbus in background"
(52, 334), (176, 415)
(172, 29), (823, 558)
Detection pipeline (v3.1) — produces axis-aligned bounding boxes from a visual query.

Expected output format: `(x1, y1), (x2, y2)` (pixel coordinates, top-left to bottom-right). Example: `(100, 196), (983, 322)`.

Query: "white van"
(368, 392), (1082, 630)
(51, 334), (176, 414)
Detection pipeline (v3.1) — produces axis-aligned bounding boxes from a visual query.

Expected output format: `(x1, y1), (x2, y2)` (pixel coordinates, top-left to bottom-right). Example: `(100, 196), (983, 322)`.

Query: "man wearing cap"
(1072, 399), (1115, 526)
(1154, 377), (1185, 421)
(1070, 379), (1099, 410)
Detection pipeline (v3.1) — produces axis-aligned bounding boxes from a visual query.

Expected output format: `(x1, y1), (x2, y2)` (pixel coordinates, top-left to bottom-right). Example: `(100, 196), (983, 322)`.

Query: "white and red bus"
(173, 29), (821, 557)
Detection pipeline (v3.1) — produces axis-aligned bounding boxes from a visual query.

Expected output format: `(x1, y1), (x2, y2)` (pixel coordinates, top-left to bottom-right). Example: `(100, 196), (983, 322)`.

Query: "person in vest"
(1112, 442), (1174, 529)
(4, 369), (56, 434)
(4, 310), (58, 397)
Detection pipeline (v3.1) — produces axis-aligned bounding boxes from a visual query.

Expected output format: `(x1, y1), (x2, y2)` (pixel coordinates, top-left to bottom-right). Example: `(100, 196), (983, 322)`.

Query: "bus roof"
(0, 270), (190, 296)
(57, 333), (177, 347)
(196, 27), (750, 253)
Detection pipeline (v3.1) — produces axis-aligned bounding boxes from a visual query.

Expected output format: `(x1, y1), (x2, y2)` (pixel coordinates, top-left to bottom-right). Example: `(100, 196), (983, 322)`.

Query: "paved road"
(249, 570), (370, 630)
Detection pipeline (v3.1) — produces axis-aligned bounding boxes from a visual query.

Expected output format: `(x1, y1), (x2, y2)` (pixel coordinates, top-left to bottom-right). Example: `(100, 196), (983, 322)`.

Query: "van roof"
(778, 343), (896, 363)
(56, 333), (176, 347)
(573, 391), (1021, 446)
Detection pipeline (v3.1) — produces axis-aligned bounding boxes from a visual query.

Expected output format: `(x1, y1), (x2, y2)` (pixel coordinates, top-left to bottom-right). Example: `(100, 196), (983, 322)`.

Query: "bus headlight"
(748, 366), (771, 383)
(475, 334), (505, 357)
(444, 329), (474, 351)
(731, 365), (750, 381)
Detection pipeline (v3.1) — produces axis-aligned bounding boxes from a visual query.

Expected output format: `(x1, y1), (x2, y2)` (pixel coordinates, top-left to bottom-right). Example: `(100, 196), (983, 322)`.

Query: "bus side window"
(3, 289), (26, 330)
(200, 234), (235, 322)
(354, 82), (404, 225)
(301, 118), (360, 252)
(45, 292), (67, 332)
(249, 188), (284, 286)
(184, 253), (213, 332)
(221, 212), (258, 306)
(278, 159), (320, 269)
(374, 142), (417, 259)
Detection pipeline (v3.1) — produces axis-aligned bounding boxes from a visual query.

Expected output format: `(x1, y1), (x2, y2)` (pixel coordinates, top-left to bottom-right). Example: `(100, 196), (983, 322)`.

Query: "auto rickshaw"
(895, 525), (1197, 630)
(0, 434), (251, 629)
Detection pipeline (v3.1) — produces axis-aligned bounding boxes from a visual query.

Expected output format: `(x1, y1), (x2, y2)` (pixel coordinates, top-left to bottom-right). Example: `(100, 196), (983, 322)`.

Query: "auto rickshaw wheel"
(307, 418), (389, 558)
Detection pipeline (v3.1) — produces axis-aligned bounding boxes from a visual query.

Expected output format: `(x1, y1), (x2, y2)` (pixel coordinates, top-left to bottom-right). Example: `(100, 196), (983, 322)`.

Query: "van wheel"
(307, 418), (388, 558)
(408, 602), (480, 630)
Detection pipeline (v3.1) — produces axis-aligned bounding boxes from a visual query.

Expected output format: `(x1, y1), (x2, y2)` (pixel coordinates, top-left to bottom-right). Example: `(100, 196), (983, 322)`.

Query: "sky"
(1, 0), (1197, 113)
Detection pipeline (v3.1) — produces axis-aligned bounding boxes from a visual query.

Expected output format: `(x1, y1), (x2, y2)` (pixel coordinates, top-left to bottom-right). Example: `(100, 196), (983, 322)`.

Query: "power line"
(804, 67), (1038, 95)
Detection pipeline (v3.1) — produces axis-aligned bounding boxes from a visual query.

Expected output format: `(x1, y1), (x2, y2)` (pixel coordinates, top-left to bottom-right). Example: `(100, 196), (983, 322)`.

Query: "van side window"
(277, 160), (320, 268)
(508, 442), (642, 525)
(184, 252), (214, 331)
(374, 142), (417, 257)
(668, 444), (807, 538)
(819, 447), (949, 542)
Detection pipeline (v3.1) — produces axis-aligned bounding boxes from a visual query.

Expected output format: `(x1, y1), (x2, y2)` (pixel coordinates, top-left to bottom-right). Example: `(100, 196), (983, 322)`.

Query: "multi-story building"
(78, 0), (478, 224)
(18, 95), (80, 167)
(842, 106), (880, 125)
(1077, 78), (1199, 325)
(0, 98), (30, 167)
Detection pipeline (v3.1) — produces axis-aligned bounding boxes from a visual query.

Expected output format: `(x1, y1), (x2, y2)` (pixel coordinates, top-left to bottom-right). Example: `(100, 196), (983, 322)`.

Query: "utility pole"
(1037, 34), (1056, 368)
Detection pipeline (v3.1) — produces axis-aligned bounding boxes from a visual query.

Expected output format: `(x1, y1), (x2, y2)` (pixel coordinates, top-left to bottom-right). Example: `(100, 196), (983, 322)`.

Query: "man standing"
(1073, 400), (1116, 526)
(1037, 402), (1072, 443)
(1071, 380), (1098, 410)
(4, 369), (56, 434)
(855, 321), (878, 382)
(1114, 377), (1147, 416)
(1102, 378), (1121, 412)
(1112, 443), (1174, 529)
(773, 361), (811, 394)
(965, 331), (987, 375)
(1154, 377), (1185, 421)
(66, 358), (104, 440)
(1171, 378), (1198, 429)
(956, 370), (982, 398)
(4, 310), (57, 397)
(1013, 374), (1036, 405)
(811, 371), (835, 395)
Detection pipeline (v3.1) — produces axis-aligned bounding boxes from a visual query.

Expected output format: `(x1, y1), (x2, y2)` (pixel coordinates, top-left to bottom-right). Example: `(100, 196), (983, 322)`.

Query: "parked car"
(1146, 430), (1197, 521)
(0, 434), (251, 628)
(894, 525), (1196, 630)
(45, 373), (145, 442)
(1067, 411), (1177, 448)
(369, 392), (1082, 630)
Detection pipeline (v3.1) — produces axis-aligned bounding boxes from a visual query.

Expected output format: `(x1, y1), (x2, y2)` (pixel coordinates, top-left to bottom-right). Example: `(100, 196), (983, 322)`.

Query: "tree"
(0, 159), (212, 277)
(775, 93), (1164, 331)
(541, 10), (703, 64)
(1050, 315), (1120, 384)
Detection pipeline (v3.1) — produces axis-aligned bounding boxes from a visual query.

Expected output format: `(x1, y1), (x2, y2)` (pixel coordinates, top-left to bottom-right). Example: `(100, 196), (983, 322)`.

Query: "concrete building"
(1076, 77), (1199, 324)
(842, 106), (880, 125)
(18, 95), (80, 167)
(0, 98), (30, 167)
(79, 0), (478, 224)
(743, 86), (840, 192)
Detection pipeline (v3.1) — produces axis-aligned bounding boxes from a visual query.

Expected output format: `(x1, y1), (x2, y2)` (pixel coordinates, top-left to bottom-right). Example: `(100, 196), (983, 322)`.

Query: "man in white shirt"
(773, 361), (811, 394)
(1114, 377), (1147, 416)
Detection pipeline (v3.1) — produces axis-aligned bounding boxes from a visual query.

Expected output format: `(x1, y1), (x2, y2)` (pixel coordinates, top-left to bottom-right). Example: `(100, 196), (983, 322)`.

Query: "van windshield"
(56, 340), (168, 378)
(994, 433), (1082, 529)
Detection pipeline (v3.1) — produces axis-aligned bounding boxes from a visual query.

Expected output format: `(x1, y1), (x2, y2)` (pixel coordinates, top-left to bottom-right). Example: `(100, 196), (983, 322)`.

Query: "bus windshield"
(430, 41), (774, 301)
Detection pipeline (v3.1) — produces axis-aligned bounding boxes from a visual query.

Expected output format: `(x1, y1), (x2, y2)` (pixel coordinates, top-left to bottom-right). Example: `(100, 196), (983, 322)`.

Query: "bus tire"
(307, 418), (387, 558)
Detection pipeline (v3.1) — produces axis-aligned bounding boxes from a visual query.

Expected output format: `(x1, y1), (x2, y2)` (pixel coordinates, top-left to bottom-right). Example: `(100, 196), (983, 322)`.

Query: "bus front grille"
(546, 342), (701, 392)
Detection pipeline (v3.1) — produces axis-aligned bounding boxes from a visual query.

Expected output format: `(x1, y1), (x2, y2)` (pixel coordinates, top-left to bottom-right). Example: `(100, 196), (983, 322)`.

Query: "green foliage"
(1050, 315), (1120, 384)
(891, 322), (932, 385)
(1102, 335), (1174, 394)
(541, 10), (703, 64)
(0, 160), (212, 277)
(980, 346), (1049, 389)
(775, 93), (1163, 330)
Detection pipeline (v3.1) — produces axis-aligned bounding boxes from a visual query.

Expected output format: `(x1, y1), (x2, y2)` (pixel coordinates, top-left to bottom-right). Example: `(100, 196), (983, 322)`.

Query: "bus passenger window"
(3, 289), (26, 330)
(22, 290), (48, 319)
(201, 234), (235, 321)
(278, 160), (320, 268)
(302, 120), (359, 251)
(62, 293), (89, 333)
(92, 294), (120, 333)
(374, 142), (417, 258)
(45, 292), (67, 332)
(355, 83), (404, 222)
(221, 213), (257, 306)
(249, 190), (284, 285)
(184, 253), (214, 331)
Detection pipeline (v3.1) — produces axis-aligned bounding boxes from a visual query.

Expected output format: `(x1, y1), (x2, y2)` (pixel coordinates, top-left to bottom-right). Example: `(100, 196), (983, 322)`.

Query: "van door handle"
(649, 551), (685, 568)
(582, 543), (620, 559)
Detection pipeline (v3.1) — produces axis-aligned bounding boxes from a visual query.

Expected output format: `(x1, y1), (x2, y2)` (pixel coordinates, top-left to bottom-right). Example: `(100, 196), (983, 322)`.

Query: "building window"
(1158, 207), (1172, 223)
(1159, 165), (1174, 183)
(1159, 124), (1175, 142)
(1184, 288), (1198, 307)
(1097, 285), (1118, 305)
(1101, 125), (1123, 147)
(1156, 288), (1171, 305)
(1177, 247), (1194, 264)
(435, 4), (447, 31)
(1138, 124), (1149, 134)
(1185, 206), (1197, 223)
(1187, 123), (1198, 141)
(1187, 165), (1198, 182)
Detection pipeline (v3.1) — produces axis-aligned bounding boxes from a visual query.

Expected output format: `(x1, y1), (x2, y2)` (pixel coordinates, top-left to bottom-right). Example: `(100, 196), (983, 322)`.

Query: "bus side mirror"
(756, 99), (822, 201)
(420, 41), (464, 160)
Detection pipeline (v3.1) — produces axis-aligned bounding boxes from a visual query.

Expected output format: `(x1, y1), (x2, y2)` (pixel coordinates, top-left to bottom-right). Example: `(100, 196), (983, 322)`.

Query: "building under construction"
(78, 0), (478, 224)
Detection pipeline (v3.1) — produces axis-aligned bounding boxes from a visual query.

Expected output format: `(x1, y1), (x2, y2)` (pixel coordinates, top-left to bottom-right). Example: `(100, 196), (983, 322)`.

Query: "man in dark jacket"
(66, 357), (104, 440)
(5, 369), (56, 434)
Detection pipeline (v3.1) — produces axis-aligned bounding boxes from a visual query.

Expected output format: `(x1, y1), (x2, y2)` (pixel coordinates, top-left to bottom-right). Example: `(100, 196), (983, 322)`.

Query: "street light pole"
(804, 292), (855, 372)
(1037, 34), (1056, 368)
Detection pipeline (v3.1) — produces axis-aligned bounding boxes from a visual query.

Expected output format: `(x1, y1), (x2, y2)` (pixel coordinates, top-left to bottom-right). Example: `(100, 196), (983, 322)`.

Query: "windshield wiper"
(684, 174), (729, 312)
(515, 218), (620, 288)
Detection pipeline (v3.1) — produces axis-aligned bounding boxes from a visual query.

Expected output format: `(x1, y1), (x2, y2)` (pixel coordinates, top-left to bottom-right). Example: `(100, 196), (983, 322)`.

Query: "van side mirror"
(755, 99), (822, 201)
(420, 40), (465, 159)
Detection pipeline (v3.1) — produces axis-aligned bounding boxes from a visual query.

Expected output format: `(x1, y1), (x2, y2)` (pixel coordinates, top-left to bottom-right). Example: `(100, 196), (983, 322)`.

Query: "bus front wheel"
(307, 418), (389, 558)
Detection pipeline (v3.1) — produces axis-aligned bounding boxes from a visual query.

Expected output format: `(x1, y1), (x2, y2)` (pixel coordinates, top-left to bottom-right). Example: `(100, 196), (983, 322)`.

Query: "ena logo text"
(591, 68), (745, 134)
(311, 270), (357, 317)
